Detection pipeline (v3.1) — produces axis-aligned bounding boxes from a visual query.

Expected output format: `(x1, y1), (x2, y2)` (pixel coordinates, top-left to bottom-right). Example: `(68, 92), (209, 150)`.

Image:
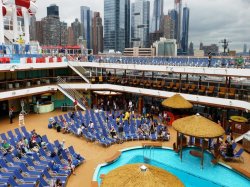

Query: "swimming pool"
(94, 147), (250, 187)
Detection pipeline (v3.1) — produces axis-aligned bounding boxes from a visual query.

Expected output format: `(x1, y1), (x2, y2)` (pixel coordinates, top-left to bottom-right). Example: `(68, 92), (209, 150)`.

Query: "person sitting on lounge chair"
(110, 126), (117, 139)
(225, 143), (234, 157)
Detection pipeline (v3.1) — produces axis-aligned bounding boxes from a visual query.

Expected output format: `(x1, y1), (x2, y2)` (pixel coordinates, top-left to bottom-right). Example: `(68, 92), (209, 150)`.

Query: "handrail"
(57, 76), (87, 110)
(68, 61), (90, 83)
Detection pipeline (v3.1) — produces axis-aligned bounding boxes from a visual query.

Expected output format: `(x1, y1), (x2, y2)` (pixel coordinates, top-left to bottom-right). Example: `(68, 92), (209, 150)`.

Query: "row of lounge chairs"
(52, 110), (169, 148)
(94, 76), (237, 98)
(93, 56), (246, 68)
(0, 127), (84, 187)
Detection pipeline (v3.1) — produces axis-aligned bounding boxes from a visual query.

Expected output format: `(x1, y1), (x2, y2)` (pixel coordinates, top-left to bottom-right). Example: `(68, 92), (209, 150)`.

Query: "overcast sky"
(36, 0), (250, 52)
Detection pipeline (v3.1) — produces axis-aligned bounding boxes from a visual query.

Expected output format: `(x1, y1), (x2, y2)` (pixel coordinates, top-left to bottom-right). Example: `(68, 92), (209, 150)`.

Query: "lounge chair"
(221, 148), (244, 162)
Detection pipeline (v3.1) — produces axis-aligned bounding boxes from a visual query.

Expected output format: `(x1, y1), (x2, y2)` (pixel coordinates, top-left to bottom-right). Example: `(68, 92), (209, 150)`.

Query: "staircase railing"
(57, 76), (86, 110)
(67, 61), (90, 83)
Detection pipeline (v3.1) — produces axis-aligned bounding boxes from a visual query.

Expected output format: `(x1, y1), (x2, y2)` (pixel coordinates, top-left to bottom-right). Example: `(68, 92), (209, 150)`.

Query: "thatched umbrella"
(101, 164), (184, 187)
(230, 116), (248, 123)
(172, 113), (225, 168)
(162, 94), (193, 109)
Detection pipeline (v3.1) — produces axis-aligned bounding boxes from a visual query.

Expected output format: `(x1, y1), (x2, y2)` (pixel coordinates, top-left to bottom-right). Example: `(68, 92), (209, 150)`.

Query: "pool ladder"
(143, 146), (154, 163)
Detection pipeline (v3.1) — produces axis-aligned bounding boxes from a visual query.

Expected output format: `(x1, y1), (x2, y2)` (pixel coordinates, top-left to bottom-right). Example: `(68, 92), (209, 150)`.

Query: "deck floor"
(0, 110), (249, 187)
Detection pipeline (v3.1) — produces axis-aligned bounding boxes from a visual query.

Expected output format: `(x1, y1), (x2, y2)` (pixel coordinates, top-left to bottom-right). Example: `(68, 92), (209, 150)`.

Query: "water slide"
(234, 130), (250, 143)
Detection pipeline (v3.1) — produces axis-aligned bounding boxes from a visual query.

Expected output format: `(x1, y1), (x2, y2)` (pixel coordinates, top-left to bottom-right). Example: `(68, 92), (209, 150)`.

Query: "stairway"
(68, 61), (90, 83)
(57, 76), (87, 110)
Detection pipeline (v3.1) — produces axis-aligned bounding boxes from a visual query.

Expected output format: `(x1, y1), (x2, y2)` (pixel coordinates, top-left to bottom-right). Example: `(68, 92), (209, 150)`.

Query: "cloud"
(35, 0), (249, 51)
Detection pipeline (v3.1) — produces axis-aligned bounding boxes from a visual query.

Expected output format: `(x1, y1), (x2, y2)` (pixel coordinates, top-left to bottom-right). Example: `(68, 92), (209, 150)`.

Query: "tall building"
(149, 31), (163, 47)
(188, 42), (194, 56)
(169, 9), (178, 40)
(125, 0), (131, 48)
(35, 21), (43, 44)
(71, 18), (82, 46)
(60, 22), (68, 46)
(41, 5), (68, 46)
(67, 27), (74, 46)
(80, 6), (92, 49)
(181, 6), (189, 54)
(92, 12), (103, 54)
(30, 15), (36, 41)
(243, 44), (247, 54)
(47, 4), (59, 18)
(174, 0), (182, 46)
(104, 0), (130, 52)
(151, 0), (164, 32)
(162, 15), (175, 39)
(131, 0), (150, 48)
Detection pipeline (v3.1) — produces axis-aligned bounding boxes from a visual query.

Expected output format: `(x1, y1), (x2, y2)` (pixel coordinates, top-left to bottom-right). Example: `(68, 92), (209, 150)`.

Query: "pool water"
(95, 147), (250, 187)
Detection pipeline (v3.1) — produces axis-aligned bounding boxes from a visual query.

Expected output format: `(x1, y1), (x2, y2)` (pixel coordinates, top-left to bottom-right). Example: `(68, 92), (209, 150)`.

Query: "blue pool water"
(95, 147), (250, 187)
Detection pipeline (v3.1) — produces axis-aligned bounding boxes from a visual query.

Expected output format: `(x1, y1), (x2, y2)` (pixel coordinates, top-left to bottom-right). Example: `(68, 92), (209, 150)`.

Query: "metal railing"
(57, 76), (87, 110)
(68, 61), (90, 83)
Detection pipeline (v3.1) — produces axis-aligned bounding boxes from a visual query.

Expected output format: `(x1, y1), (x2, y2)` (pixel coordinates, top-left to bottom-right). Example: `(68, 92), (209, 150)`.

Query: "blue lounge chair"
(221, 148), (244, 162)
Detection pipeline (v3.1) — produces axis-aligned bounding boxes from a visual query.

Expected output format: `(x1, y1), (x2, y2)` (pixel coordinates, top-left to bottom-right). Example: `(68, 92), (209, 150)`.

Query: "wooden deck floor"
(0, 110), (249, 187)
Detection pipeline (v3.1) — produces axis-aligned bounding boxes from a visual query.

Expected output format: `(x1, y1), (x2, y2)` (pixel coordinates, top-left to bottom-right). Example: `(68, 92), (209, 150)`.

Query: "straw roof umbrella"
(172, 114), (225, 168)
(162, 94), (193, 109)
(101, 164), (184, 187)
(173, 114), (225, 138)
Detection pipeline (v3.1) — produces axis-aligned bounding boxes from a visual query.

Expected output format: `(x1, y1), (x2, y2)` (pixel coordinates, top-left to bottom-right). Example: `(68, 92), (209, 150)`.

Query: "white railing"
(57, 76), (86, 110)
(68, 61), (90, 83)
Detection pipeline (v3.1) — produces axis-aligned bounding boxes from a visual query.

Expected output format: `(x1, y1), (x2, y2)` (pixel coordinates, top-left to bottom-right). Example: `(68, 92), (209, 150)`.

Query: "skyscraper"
(47, 4), (59, 18)
(169, 9), (178, 40)
(41, 5), (68, 46)
(174, 0), (182, 46)
(151, 0), (164, 33)
(188, 42), (194, 56)
(162, 15), (175, 39)
(243, 44), (247, 54)
(104, 0), (130, 52)
(181, 6), (189, 54)
(30, 15), (36, 41)
(80, 6), (92, 49)
(71, 18), (82, 46)
(131, 0), (150, 48)
(92, 12), (103, 54)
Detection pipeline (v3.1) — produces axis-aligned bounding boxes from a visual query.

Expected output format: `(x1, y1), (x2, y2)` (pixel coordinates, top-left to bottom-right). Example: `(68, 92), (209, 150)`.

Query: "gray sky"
(36, 0), (250, 52)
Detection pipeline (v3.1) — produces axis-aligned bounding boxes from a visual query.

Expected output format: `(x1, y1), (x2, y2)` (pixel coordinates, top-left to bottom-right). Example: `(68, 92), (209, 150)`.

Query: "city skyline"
(35, 0), (250, 51)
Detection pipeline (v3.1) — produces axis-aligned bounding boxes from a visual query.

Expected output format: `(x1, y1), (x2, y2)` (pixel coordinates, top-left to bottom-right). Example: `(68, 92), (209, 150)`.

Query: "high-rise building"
(60, 22), (68, 46)
(188, 42), (194, 56)
(67, 27), (74, 46)
(41, 5), (68, 46)
(162, 15), (175, 39)
(47, 4), (59, 18)
(125, 0), (131, 48)
(30, 15), (36, 41)
(104, 0), (130, 52)
(35, 21), (43, 44)
(149, 31), (163, 47)
(92, 12), (103, 54)
(169, 9), (178, 40)
(131, 0), (150, 48)
(80, 6), (92, 49)
(151, 0), (164, 32)
(174, 0), (182, 46)
(181, 6), (189, 54)
(243, 44), (247, 54)
(71, 18), (82, 46)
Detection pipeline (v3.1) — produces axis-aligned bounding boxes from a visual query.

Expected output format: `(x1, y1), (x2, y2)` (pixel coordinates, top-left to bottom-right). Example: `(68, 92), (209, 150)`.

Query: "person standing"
(36, 100), (39, 114)
(9, 107), (14, 124)
(73, 99), (78, 112)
